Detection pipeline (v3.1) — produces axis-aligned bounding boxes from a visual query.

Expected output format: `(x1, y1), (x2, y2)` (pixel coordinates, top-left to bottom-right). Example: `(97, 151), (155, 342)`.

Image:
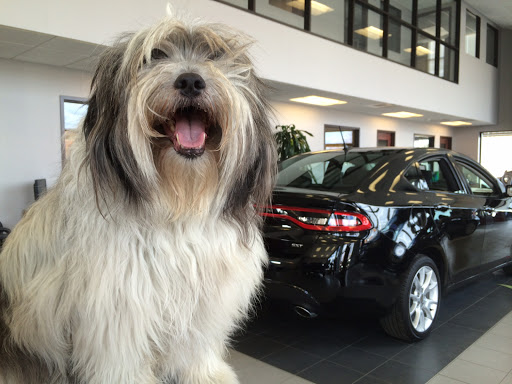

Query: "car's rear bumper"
(264, 261), (401, 313)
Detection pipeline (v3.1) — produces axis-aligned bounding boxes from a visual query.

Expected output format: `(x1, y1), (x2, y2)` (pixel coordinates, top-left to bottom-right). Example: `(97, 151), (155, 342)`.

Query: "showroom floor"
(229, 270), (512, 384)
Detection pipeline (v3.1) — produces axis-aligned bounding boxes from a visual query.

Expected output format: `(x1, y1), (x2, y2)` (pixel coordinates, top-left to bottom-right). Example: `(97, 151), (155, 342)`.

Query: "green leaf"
(499, 284), (512, 290)
(274, 124), (313, 161)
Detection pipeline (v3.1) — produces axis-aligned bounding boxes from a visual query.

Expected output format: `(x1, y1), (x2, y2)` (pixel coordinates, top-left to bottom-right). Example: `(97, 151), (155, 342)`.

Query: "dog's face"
(83, 18), (276, 226)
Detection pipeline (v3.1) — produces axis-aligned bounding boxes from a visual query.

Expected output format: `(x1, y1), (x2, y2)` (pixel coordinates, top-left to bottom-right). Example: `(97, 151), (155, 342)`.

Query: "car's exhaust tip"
(294, 305), (318, 319)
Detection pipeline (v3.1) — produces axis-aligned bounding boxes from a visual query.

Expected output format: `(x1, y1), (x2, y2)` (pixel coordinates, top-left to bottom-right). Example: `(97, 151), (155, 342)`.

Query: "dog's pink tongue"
(175, 115), (206, 149)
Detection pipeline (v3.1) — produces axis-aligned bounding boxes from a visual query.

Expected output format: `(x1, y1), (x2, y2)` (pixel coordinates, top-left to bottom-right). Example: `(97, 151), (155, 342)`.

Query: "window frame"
(215, 0), (461, 83)
(486, 23), (499, 67)
(414, 155), (464, 193)
(465, 9), (480, 58)
(414, 134), (435, 148)
(60, 95), (88, 165)
(324, 125), (360, 150)
(452, 156), (501, 197)
(377, 130), (395, 147)
(440, 136), (452, 149)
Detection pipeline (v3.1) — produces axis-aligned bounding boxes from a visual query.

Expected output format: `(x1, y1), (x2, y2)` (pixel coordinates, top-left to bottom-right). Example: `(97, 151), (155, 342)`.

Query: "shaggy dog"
(0, 15), (276, 384)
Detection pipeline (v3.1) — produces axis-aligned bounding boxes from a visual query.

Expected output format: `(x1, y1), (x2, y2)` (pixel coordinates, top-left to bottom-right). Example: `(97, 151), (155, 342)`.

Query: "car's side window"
(455, 162), (496, 196)
(404, 163), (429, 190)
(418, 158), (459, 193)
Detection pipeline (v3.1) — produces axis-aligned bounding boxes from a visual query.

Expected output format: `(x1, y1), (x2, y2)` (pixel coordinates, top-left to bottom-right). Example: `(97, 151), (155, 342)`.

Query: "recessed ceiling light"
(404, 46), (432, 56)
(286, 0), (334, 16)
(441, 121), (473, 126)
(382, 111), (424, 118)
(290, 95), (347, 106)
(354, 26), (384, 40)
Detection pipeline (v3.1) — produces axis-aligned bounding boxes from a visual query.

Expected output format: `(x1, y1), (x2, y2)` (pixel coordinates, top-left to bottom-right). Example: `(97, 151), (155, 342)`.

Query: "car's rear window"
(277, 151), (396, 193)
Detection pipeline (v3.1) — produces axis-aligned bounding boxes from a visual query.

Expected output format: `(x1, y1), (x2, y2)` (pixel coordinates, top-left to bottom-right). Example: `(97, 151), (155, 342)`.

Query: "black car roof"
(313, 147), (449, 155)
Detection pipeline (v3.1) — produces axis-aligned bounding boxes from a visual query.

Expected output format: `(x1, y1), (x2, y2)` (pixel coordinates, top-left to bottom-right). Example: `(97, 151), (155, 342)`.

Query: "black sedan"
(261, 147), (512, 341)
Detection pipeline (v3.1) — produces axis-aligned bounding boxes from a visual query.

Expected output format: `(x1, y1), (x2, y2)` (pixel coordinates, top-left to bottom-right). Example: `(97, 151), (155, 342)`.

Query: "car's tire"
(380, 255), (441, 342)
(503, 264), (512, 276)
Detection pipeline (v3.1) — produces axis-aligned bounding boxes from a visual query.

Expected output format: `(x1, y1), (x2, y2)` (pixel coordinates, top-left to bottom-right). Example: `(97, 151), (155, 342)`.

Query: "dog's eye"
(151, 48), (168, 61)
(207, 50), (224, 61)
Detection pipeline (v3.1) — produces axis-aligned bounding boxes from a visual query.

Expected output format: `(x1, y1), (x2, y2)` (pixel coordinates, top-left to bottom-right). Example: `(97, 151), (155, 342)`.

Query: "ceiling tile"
(65, 55), (101, 72)
(0, 41), (33, 59)
(40, 37), (106, 56)
(0, 25), (53, 46)
(15, 47), (90, 66)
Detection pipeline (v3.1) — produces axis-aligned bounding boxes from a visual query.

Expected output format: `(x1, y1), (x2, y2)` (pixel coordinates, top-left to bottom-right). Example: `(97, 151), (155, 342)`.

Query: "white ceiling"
(267, 80), (487, 125)
(0, 1), (511, 126)
(465, 0), (512, 29)
(0, 25), (106, 71)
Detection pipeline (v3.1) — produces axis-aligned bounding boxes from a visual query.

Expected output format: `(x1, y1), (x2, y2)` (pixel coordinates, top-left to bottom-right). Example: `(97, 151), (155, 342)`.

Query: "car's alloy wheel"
(380, 255), (441, 341)
(409, 265), (439, 333)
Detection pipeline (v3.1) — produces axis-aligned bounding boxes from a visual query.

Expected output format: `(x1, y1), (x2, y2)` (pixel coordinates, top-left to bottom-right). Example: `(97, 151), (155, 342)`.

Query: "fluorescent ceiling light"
(422, 26), (449, 37)
(382, 111), (424, 118)
(286, 0), (334, 16)
(441, 121), (473, 126)
(290, 95), (347, 106)
(354, 26), (384, 40)
(404, 46), (432, 56)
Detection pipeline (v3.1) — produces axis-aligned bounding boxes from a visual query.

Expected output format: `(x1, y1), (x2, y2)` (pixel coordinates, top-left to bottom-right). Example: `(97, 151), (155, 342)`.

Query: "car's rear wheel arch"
(420, 247), (447, 290)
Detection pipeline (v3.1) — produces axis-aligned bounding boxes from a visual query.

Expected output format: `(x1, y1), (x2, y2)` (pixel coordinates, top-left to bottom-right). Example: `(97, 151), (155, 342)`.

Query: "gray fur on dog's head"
(82, 17), (276, 235)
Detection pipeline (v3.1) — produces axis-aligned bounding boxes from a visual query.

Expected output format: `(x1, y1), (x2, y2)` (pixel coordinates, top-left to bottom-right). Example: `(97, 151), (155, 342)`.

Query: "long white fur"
(0, 15), (275, 384)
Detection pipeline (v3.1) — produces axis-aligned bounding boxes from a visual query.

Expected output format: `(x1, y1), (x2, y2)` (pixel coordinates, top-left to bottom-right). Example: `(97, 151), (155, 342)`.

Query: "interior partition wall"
(217, 0), (461, 82)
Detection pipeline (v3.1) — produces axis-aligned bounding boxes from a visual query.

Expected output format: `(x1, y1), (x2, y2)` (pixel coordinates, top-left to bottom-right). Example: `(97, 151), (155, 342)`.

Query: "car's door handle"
(434, 204), (451, 211)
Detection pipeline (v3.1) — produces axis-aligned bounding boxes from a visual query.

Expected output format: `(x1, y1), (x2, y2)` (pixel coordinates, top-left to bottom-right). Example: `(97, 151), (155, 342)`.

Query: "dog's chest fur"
(1, 183), (266, 380)
(67, 214), (266, 366)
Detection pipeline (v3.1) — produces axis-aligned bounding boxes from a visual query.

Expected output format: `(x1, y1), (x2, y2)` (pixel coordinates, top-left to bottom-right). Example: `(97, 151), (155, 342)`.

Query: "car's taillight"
(259, 205), (372, 232)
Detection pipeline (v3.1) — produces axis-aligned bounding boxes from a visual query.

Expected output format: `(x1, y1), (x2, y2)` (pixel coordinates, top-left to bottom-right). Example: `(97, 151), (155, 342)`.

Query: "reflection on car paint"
(263, 148), (512, 341)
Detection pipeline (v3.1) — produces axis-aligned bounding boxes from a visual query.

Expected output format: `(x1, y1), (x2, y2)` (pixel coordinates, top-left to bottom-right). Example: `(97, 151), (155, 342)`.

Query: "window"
(324, 125), (359, 150)
(311, 0), (344, 42)
(404, 162), (429, 190)
(486, 24), (498, 67)
(418, 158), (459, 192)
(440, 0), (457, 46)
(352, 3), (384, 56)
(257, 0), (306, 29)
(480, 131), (512, 178)
(440, 136), (452, 149)
(465, 10), (480, 57)
(414, 134), (434, 148)
(218, 0), (461, 82)
(377, 130), (395, 147)
(60, 96), (88, 162)
(277, 150), (394, 192)
(455, 162), (495, 196)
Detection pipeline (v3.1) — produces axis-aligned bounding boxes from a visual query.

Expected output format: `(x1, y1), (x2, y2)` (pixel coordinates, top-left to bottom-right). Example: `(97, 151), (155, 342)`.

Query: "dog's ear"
(225, 79), (277, 233)
(83, 41), (151, 211)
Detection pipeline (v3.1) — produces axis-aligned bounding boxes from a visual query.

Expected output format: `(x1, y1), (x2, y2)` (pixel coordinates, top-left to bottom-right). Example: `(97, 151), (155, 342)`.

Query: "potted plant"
(274, 124), (313, 162)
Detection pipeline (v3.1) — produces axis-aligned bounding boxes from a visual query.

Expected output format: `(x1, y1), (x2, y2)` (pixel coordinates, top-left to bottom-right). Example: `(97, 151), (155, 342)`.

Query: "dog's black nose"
(174, 73), (206, 97)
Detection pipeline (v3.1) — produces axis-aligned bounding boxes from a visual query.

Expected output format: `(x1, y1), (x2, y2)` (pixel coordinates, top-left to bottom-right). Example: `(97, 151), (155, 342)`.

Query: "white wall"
(0, 59), (91, 228)
(453, 12), (512, 161)
(0, 0), (500, 124)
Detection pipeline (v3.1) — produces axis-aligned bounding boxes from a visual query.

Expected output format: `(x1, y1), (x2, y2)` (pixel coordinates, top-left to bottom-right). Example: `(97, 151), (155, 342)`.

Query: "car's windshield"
(277, 150), (396, 193)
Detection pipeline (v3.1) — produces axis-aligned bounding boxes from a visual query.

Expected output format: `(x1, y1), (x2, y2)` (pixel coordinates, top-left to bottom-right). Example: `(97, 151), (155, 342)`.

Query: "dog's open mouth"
(164, 107), (210, 158)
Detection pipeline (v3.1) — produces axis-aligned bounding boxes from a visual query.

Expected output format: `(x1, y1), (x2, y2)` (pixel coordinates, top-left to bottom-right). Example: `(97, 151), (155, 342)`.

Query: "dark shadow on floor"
(233, 270), (512, 384)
